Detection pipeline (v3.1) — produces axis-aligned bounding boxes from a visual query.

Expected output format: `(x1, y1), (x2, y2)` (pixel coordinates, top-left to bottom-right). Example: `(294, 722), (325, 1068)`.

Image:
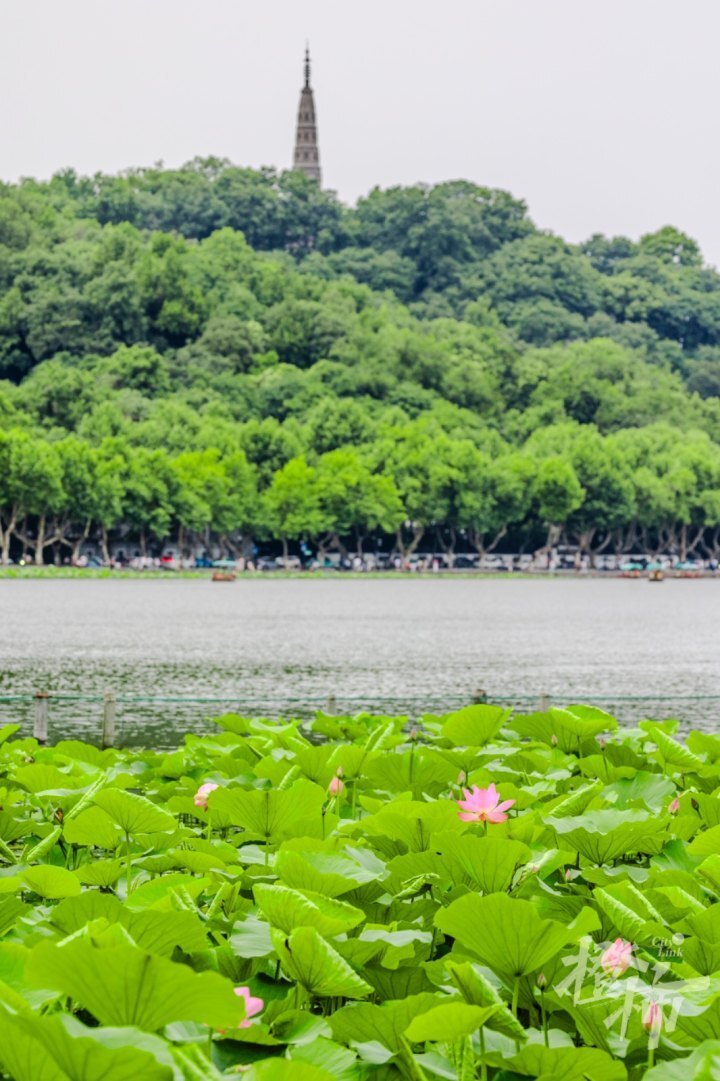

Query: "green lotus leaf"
(245, 1061), (335, 1081)
(21, 865), (81, 899)
(25, 936), (246, 1030)
(63, 806), (123, 849)
(693, 793), (720, 827)
(52, 891), (123, 934)
(603, 771), (675, 813)
(230, 915), (275, 959)
(121, 872), (209, 910)
(511, 707), (616, 752)
(431, 832), (531, 893)
(440, 705), (511, 747)
(121, 909), (208, 956)
(405, 1000), (500, 1042)
(329, 993), (442, 1053)
(271, 926), (372, 999)
(290, 1037), (359, 1081)
(435, 893), (599, 984)
(93, 789), (175, 836)
(639, 721), (706, 774)
(275, 843), (384, 897)
(254, 883), (364, 937)
(0, 1006), (173, 1081)
(364, 749), (459, 797)
(688, 824), (720, 858)
(545, 781), (604, 818)
(445, 960), (527, 1040)
(359, 799), (463, 852)
(13, 764), (85, 795)
(75, 858), (125, 887)
(645, 1041), (720, 1080)
(545, 809), (669, 863)
(0, 896), (27, 938)
(507, 1044), (627, 1080)
(210, 780), (326, 843)
(594, 881), (671, 946)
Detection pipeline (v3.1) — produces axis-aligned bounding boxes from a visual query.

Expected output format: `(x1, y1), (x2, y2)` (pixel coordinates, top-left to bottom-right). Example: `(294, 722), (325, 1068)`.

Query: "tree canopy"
(2, 161), (720, 563)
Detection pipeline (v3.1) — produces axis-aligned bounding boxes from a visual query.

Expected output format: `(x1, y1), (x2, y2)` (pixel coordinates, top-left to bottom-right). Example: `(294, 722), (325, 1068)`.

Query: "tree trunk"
(70, 519), (92, 564)
(139, 529), (147, 558)
(0, 507), (17, 565)
(435, 526), (456, 568)
(281, 536), (289, 568)
(395, 525), (425, 561)
(177, 524), (185, 562)
(101, 525), (111, 565)
(34, 515), (46, 566)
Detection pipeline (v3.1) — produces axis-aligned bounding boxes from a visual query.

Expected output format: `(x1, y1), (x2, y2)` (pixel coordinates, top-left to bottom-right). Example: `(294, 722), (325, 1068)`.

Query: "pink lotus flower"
(193, 782), (219, 811)
(642, 1000), (662, 1036)
(328, 774), (345, 796)
(668, 797), (680, 814)
(456, 784), (515, 824)
(234, 986), (264, 1028)
(600, 937), (633, 977)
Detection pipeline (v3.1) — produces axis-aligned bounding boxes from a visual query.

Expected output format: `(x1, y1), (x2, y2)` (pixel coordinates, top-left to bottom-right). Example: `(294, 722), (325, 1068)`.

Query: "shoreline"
(0, 567), (715, 582)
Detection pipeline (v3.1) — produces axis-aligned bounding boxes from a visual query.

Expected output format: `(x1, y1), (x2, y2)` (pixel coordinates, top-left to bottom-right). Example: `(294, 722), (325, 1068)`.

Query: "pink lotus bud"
(457, 770), (466, 786)
(537, 971), (547, 989)
(668, 797), (680, 814)
(642, 1000), (662, 1036)
(328, 775), (345, 796)
(550, 734), (558, 746)
(193, 782), (219, 811)
(234, 986), (264, 1028)
(409, 726), (419, 742)
(564, 868), (573, 881)
(600, 937), (633, 977)
(598, 736), (607, 749)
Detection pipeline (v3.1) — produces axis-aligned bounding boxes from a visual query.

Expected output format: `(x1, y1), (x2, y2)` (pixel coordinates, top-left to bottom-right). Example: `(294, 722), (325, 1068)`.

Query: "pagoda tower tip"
(293, 46), (322, 186)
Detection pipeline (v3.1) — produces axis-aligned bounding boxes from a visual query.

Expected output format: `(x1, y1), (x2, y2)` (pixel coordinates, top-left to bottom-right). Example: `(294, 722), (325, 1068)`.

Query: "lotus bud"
(600, 937), (633, 977)
(328, 775), (345, 796)
(457, 770), (466, 786)
(193, 782), (219, 811)
(537, 971), (547, 990)
(409, 726), (419, 742)
(598, 736), (607, 749)
(642, 1000), (662, 1036)
(550, 734), (558, 746)
(564, 867), (573, 881)
(668, 796), (680, 814)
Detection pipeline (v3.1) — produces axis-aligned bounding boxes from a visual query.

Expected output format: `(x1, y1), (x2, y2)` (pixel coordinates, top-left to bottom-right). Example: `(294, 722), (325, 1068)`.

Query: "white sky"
(3, 0), (720, 264)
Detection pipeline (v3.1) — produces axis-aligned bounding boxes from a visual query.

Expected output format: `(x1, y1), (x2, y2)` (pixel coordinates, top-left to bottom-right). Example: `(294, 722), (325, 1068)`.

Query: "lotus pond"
(2, 705), (720, 1080)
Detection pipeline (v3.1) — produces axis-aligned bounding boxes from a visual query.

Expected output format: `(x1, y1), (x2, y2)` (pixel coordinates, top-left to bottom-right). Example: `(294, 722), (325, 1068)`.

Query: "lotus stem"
(479, 1026), (488, 1081)
(512, 977), (520, 1018)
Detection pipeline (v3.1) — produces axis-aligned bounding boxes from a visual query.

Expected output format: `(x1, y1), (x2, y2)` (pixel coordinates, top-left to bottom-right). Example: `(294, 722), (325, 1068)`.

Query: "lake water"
(0, 578), (718, 745)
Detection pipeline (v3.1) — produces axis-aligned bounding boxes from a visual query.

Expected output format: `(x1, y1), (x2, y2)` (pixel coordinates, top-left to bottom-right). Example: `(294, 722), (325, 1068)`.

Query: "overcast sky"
(3, 1), (720, 264)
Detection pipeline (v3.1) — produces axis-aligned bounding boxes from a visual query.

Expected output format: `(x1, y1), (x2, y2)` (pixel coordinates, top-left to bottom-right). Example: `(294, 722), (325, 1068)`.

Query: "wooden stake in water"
(326, 694), (337, 715)
(102, 691), (116, 749)
(33, 691), (49, 744)
(538, 693), (552, 712)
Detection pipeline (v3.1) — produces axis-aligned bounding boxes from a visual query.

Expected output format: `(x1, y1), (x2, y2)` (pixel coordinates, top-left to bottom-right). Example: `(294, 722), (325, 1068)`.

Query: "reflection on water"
(0, 578), (718, 745)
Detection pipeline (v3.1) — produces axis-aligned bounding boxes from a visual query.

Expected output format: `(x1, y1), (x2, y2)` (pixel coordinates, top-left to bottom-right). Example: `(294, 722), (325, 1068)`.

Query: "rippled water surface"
(0, 578), (718, 744)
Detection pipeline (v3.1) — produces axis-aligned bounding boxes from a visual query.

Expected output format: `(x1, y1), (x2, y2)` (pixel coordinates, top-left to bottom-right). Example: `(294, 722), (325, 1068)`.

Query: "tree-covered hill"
(1, 160), (720, 564)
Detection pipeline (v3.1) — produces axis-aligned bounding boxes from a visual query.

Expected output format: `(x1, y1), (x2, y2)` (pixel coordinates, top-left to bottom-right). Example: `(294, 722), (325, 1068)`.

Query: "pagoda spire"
(293, 46), (322, 185)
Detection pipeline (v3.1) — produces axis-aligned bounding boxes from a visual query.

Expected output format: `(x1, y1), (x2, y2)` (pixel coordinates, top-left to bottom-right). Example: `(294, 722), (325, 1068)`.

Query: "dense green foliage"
(2, 704), (720, 1078)
(3, 161), (720, 562)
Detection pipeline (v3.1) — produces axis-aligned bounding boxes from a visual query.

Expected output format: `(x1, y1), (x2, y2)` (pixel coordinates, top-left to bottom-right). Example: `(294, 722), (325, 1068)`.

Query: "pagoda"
(292, 47), (322, 185)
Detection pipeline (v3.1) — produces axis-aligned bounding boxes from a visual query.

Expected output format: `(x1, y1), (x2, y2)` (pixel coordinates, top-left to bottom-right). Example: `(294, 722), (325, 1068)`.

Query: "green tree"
(262, 457), (327, 566)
